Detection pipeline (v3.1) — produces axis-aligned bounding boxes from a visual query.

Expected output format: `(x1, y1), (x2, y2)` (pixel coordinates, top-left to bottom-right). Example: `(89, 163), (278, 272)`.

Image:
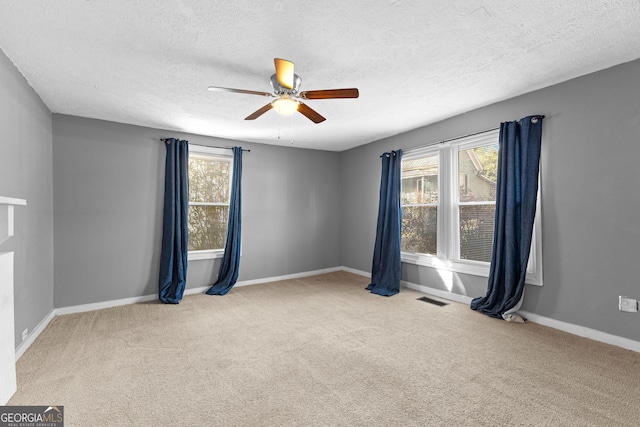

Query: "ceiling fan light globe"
(272, 98), (298, 115)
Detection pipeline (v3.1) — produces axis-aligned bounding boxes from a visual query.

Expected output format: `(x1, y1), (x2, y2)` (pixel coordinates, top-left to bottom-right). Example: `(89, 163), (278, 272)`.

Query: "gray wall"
(52, 115), (342, 307)
(341, 58), (640, 343)
(0, 49), (54, 349)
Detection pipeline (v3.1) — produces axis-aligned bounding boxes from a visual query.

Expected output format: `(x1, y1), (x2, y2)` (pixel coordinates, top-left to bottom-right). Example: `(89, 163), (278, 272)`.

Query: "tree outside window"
(188, 150), (232, 252)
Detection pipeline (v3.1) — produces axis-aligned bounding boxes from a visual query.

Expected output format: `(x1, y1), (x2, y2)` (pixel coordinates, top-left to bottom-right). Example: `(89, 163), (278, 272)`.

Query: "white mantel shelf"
(0, 196), (27, 242)
(0, 196), (27, 206)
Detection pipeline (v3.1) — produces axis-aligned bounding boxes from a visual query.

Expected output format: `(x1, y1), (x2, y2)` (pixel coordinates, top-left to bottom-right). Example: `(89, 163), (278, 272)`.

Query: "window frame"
(187, 145), (233, 261)
(400, 129), (543, 286)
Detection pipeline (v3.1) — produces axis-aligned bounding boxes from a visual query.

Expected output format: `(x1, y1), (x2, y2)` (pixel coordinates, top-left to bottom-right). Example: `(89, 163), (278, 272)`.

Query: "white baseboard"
(340, 266), (370, 278)
(185, 267), (347, 295)
(233, 267), (345, 287)
(401, 279), (640, 353)
(519, 310), (640, 353)
(57, 267), (347, 316)
(56, 294), (157, 316)
(183, 286), (210, 295)
(15, 308), (56, 361)
(402, 280), (474, 304)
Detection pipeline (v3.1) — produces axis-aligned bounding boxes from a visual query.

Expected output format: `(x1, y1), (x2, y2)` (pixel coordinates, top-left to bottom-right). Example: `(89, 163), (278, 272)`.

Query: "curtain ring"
(531, 117), (539, 124)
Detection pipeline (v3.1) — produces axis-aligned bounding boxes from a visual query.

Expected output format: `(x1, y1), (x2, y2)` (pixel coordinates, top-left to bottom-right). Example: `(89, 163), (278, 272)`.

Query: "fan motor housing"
(270, 74), (302, 95)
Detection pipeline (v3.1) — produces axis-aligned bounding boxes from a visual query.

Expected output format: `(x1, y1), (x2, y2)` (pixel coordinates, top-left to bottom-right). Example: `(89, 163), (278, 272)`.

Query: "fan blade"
(297, 102), (326, 124)
(245, 103), (274, 120)
(208, 86), (273, 97)
(274, 58), (295, 89)
(300, 88), (359, 100)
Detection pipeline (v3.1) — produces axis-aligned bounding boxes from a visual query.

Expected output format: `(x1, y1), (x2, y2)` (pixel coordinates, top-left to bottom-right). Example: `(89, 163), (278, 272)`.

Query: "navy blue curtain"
(471, 116), (543, 318)
(159, 139), (189, 304)
(367, 150), (402, 296)
(207, 147), (243, 295)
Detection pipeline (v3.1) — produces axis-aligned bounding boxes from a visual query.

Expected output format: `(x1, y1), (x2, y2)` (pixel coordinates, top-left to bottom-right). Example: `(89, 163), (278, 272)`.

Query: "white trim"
(402, 143), (439, 160)
(188, 249), (224, 261)
(183, 267), (347, 295)
(401, 252), (438, 268)
(189, 202), (229, 207)
(189, 145), (232, 157)
(56, 294), (157, 315)
(401, 280), (474, 304)
(232, 267), (345, 287)
(340, 266), (370, 278)
(519, 310), (640, 353)
(445, 129), (501, 150)
(526, 188), (543, 286)
(400, 255), (541, 286)
(0, 196), (27, 205)
(188, 145), (233, 254)
(15, 308), (56, 361)
(183, 286), (211, 295)
(448, 259), (490, 277)
(0, 198), (26, 242)
(400, 280), (640, 353)
(54, 268), (346, 315)
(0, 252), (16, 405)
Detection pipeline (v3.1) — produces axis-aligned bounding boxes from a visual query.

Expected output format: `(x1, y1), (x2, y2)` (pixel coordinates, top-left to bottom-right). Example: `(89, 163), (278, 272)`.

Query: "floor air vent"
(417, 296), (449, 307)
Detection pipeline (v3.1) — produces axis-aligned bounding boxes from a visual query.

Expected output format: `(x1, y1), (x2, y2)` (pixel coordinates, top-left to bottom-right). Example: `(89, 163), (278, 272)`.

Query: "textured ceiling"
(2, 1), (640, 151)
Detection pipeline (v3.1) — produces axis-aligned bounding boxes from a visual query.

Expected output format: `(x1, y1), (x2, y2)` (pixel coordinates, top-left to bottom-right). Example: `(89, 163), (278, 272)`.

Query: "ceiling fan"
(207, 58), (359, 124)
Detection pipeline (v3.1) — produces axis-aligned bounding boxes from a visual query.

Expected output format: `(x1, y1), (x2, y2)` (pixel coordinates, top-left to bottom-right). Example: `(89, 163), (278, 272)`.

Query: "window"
(401, 154), (438, 255)
(455, 141), (498, 263)
(401, 130), (543, 286)
(188, 146), (233, 260)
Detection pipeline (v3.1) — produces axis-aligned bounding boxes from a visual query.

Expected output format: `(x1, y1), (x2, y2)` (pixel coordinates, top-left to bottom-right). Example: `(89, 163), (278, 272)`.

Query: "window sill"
(401, 253), (490, 276)
(188, 250), (224, 261)
(401, 252), (542, 286)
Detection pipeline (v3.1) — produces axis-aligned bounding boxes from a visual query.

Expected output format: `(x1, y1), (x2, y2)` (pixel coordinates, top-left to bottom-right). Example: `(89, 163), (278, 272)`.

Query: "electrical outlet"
(619, 296), (638, 313)
(21, 328), (28, 341)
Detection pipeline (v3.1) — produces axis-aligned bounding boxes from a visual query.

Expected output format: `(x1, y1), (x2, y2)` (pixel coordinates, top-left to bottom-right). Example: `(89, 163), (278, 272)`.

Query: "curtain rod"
(160, 138), (250, 152)
(381, 115), (545, 157)
(380, 126), (498, 157)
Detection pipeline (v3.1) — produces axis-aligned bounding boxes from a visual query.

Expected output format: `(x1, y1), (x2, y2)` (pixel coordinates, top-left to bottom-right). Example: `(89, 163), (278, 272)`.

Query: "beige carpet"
(9, 271), (640, 426)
